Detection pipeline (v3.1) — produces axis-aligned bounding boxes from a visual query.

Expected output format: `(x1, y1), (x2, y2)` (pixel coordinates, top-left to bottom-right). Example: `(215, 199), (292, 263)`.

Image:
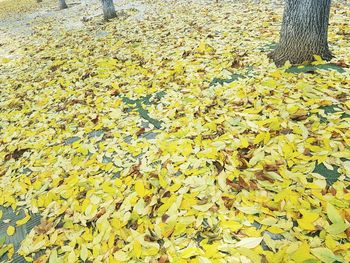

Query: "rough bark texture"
(101, 0), (117, 20)
(271, 0), (333, 66)
(59, 0), (68, 10)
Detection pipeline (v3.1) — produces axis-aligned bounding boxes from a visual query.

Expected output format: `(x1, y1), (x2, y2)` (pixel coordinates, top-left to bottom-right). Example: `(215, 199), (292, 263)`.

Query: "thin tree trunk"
(59, 0), (68, 9)
(101, 0), (117, 20)
(270, 0), (333, 66)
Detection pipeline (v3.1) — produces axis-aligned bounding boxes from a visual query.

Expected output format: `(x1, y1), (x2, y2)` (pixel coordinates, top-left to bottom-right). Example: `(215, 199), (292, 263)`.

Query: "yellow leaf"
(202, 243), (218, 258)
(344, 100), (350, 109)
(68, 250), (76, 263)
(266, 226), (284, 234)
(297, 217), (317, 231)
(173, 223), (186, 236)
(133, 240), (142, 258)
(181, 246), (202, 259)
(110, 218), (123, 230)
(234, 237), (263, 248)
(0, 57), (10, 63)
(312, 55), (324, 65)
(237, 206), (260, 215)
(142, 244), (159, 256)
(263, 234), (276, 252)
(197, 40), (213, 54)
(221, 220), (242, 232)
(80, 245), (88, 261)
(7, 226), (15, 236)
(326, 203), (343, 224)
(254, 132), (266, 144)
(262, 79), (277, 88)
(160, 221), (175, 238)
(291, 243), (316, 263)
(325, 235), (337, 250)
(249, 149), (265, 166)
(16, 213), (31, 226)
(192, 203), (213, 212)
(240, 137), (249, 148)
(135, 180), (145, 197)
(311, 247), (342, 263)
(327, 222), (348, 235)
(114, 178), (122, 187)
(7, 244), (14, 259)
(181, 141), (193, 157)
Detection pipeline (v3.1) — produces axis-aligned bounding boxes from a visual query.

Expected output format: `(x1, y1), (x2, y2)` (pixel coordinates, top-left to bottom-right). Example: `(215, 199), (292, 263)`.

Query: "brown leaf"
(136, 128), (146, 137)
(255, 171), (274, 183)
(161, 214), (169, 223)
(226, 176), (250, 191)
(226, 178), (241, 191)
(144, 229), (159, 242)
(5, 148), (30, 161)
(50, 64), (61, 72)
(209, 204), (219, 212)
(261, 255), (268, 263)
(91, 115), (99, 124)
(230, 57), (241, 69)
(95, 207), (106, 219)
(329, 187), (337, 196)
(34, 255), (46, 263)
(213, 160), (224, 174)
(182, 50), (191, 58)
(128, 162), (141, 176)
(238, 176), (250, 190)
(162, 190), (171, 198)
(222, 196), (234, 209)
(35, 220), (53, 234)
(345, 228), (350, 239)
(336, 92), (348, 102)
(303, 148), (312, 156)
(81, 72), (91, 80)
(334, 59), (350, 68)
(115, 202), (122, 211)
(344, 210), (350, 223)
(249, 180), (259, 190)
(158, 255), (169, 263)
(321, 187), (327, 196)
(331, 131), (341, 139)
(280, 128), (293, 135)
(264, 163), (279, 172)
(290, 109), (308, 121)
(110, 90), (120, 96)
(237, 159), (248, 170)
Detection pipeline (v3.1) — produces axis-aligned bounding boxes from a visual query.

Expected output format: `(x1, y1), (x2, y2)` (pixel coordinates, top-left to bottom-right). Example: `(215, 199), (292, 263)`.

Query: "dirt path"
(0, 0), (285, 40)
(0, 0), (149, 60)
(0, 0), (148, 36)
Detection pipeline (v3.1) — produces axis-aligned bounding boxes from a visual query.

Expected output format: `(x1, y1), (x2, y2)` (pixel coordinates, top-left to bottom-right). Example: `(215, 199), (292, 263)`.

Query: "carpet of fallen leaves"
(1, 0), (350, 262)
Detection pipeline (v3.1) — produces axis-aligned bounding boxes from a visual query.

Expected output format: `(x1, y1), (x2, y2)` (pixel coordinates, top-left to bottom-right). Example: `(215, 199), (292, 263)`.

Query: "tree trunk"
(271, 0), (333, 66)
(101, 0), (117, 20)
(59, 0), (68, 9)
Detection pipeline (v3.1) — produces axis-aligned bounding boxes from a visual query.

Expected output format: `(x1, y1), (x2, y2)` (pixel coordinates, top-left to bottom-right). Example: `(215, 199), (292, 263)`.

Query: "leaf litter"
(0, 0), (350, 262)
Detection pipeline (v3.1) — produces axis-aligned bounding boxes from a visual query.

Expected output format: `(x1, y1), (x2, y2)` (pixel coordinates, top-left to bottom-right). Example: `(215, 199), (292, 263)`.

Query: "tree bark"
(59, 0), (68, 9)
(101, 0), (117, 20)
(271, 0), (333, 66)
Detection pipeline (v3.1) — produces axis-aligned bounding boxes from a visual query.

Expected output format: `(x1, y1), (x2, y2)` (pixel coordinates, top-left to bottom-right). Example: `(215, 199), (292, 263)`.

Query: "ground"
(0, 0), (350, 262)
